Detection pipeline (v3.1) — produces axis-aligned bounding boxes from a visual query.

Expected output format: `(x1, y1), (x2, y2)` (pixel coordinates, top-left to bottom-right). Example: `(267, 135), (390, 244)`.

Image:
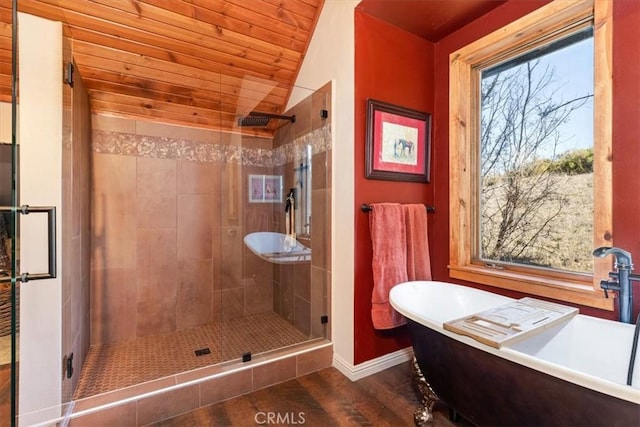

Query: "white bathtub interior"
(390, 280), (513, 325)
(505, 315), (639, 387)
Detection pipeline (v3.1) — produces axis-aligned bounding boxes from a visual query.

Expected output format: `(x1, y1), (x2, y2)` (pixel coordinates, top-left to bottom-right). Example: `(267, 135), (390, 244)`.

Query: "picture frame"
(248, 174), (283, 203)
(365, 99), (431, 183)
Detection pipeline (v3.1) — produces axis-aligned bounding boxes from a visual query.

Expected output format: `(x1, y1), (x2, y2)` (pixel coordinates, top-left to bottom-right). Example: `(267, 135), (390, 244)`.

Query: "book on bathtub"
(443, 298), (578, 349)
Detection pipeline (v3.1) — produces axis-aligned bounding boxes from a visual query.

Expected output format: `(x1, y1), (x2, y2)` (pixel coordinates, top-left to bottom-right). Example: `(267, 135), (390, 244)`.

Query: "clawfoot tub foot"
(412, 356), (439, 426)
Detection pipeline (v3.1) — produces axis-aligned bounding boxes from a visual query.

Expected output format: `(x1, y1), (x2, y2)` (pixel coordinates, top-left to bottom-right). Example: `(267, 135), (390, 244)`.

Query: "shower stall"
(3, 9), (332, 423)
(72, 80), (333, 408)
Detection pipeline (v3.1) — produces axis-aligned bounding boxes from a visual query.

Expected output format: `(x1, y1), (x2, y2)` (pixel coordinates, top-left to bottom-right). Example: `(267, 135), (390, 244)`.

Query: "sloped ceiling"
(0, 0), (506, 135)
(1, 0), (325, 136)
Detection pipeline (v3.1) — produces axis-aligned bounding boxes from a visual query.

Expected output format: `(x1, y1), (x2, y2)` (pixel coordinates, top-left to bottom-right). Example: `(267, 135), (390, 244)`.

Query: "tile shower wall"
(90, 120), (271, 345)
(89, 84), (331, 345)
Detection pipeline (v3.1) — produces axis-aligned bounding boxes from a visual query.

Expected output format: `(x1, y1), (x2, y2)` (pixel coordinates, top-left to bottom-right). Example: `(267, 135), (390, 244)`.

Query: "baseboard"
(333, 347), (413, 381)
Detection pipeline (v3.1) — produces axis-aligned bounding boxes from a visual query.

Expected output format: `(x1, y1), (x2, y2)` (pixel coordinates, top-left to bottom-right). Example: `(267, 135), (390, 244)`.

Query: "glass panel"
(220, 79), (331, 363)
(479, 26), (594, 274)
(72, 76), (227, 403)
(61, 42), (92, 412)
(0, 1), (18, 425)
(67, 73), (331, 415)
(0, 150), (15, 427)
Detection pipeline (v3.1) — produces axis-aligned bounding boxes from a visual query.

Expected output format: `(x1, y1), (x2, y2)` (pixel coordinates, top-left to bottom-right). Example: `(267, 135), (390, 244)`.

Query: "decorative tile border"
(92, 125), (331, 167)
(273, 126), (332, 166)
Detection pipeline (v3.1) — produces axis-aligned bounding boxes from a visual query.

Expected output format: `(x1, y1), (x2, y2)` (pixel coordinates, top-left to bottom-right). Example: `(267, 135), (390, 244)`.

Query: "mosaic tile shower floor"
(73, 312), (309, 399)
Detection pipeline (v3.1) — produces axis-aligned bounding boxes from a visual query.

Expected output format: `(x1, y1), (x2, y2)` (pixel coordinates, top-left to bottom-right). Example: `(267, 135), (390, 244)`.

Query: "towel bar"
(360, 203), (435, 213)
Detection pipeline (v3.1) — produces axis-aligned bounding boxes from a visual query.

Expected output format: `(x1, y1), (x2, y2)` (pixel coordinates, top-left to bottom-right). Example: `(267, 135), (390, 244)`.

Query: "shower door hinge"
(64, 352), (74, 379)
(64, 62), (74, 88)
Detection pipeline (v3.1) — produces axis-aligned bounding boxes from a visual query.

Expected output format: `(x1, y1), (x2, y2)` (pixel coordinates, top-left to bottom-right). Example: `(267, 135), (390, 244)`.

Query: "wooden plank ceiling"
(1, 0), (507, 136)
(0, 0), (324, 136)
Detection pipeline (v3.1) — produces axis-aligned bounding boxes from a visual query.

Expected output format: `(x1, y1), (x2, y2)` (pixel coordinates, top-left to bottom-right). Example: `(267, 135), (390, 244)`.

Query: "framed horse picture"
(365, 99), (431, 183)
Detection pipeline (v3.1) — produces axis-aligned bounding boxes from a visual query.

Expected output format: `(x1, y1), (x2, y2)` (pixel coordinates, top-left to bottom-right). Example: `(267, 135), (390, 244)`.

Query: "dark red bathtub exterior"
(407, 319), (640, 427)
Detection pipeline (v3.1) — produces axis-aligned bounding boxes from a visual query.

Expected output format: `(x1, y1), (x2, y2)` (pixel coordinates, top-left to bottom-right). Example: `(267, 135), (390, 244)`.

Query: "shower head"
(237, 111), (296, 128)
(237, 115), (271, 127)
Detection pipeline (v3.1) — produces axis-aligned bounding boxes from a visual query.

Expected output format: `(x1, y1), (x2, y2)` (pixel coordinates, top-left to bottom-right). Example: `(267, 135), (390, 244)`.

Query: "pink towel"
(369, 203), (408, 329)
(403, 204), (432, 281)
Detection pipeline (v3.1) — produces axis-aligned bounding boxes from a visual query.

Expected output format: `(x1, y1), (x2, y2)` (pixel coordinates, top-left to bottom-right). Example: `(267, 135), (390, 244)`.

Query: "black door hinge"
(65, 352), (74, 379)
(64, 62), (74, 88)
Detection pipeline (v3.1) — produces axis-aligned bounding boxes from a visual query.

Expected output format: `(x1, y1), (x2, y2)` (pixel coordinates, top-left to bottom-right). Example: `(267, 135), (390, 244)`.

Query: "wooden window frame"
(449, 0), (613, 310)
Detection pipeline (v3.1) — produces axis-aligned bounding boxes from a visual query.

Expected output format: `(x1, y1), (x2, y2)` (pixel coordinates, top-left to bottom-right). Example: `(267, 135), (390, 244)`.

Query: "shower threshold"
(73, 311), (312, 400)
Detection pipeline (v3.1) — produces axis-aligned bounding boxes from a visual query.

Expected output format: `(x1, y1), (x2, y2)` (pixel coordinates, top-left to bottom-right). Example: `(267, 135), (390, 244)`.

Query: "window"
(449, 0), (613, 310)
(480, 27), (594, 273)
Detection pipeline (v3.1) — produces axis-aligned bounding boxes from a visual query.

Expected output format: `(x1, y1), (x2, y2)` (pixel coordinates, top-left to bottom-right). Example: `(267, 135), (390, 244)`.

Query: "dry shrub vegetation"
(481, 172), (593, 273)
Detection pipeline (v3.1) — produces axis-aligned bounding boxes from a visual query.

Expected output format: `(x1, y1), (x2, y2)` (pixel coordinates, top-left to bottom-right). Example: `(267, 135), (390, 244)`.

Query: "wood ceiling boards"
(3, 0), (325, 136)
(2, 0), (506, 135)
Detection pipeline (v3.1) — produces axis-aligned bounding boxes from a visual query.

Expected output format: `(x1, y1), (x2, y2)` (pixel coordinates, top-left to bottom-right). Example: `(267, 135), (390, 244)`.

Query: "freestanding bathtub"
(390, 281), (640, 426)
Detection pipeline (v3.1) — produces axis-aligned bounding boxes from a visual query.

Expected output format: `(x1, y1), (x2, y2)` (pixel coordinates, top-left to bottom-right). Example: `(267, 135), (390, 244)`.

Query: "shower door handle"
(0, 205), (57, 284)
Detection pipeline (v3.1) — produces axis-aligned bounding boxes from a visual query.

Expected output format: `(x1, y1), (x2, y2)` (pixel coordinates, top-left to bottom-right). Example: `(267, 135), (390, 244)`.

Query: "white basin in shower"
(243, 232), (311, 264)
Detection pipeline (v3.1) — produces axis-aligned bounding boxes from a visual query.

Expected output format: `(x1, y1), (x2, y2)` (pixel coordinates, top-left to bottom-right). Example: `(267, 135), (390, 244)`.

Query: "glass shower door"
(1, 4), (60, 426)
(0, 1), (19, 425)
(0, 150), (18, 427)
(218, 81), (330, 366)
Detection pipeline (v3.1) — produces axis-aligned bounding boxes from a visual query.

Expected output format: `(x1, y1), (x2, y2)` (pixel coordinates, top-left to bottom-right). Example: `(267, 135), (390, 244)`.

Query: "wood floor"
(145, 360), (468, 427)
(0, 364), (10, 424)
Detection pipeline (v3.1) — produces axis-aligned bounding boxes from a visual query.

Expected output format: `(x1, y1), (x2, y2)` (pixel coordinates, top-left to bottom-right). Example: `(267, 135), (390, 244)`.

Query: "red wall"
(612, 0), (640, 318)
(431, 0), (639, 320)
(354, 0), (640, 364)
(353, 10), (435, 364)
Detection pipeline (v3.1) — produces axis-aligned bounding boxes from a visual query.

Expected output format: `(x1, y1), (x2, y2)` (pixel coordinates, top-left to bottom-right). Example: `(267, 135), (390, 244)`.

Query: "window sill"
(449, 265), (614, 311)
